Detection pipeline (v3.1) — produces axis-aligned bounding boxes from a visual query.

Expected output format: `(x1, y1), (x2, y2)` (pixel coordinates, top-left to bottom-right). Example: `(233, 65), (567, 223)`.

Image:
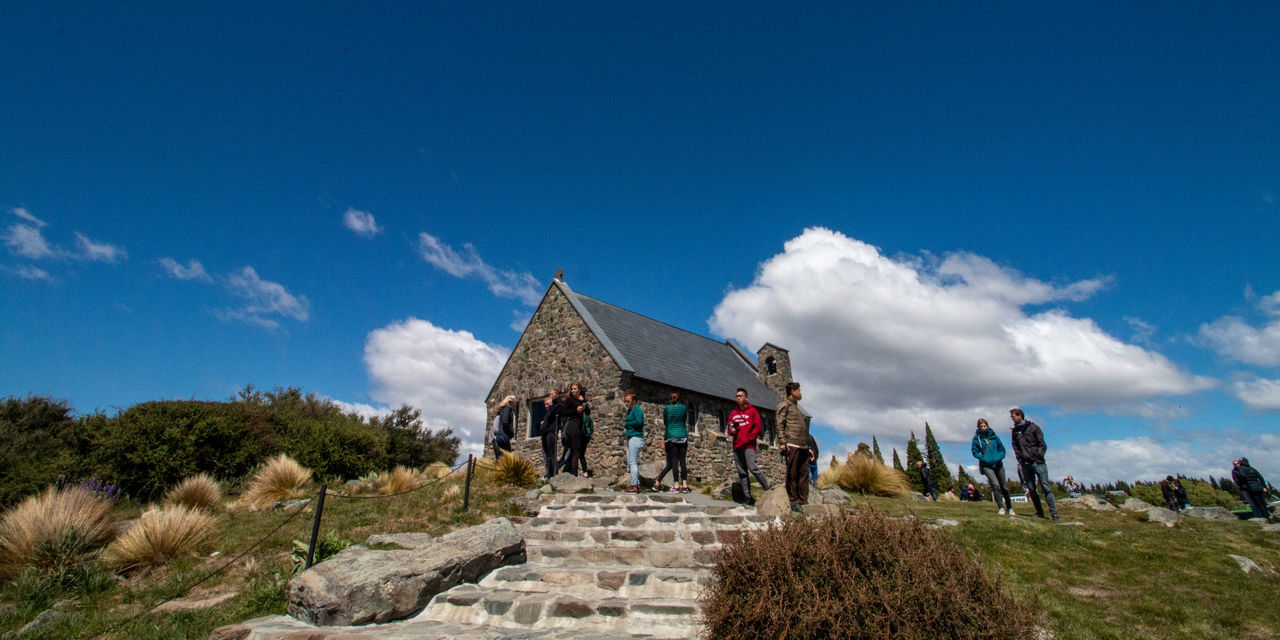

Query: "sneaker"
(1052, 515), (1061, 522)
(1007, 508), (1015, 516)
(997, 508), (1006, 515)
(680, 487), (692, 494)
(669, 486), (682, 493)
(651, 483), (664, 493)
(623, 485), (639, 494)
(790, 504), (802, 513)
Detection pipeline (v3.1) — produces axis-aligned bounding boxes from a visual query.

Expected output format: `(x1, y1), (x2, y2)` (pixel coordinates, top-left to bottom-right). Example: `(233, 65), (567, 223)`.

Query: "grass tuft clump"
(239, 454), (314, 510)
(382, 466), (424, 495)
(424, 462), (452, 480)
(821, 453), (913, 497)
(164, 473), (223, 511)
(489, 453), (539, 488)
(0, 486), (116, 580)
(701, 508), (1039, 640)
(102, 505), (219, 572)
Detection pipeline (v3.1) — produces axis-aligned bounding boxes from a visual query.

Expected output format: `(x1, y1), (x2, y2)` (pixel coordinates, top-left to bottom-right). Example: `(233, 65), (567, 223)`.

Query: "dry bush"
(102, 505), (218, 572)
(0, 486), (116, 579)
(490, 453), (539, 488)
(828, 453), (912, 498)
(440, 485), (461, 502)
(701, 509), (1039, 640)
(239, 454), (314, 510)
(817, 456), (844, 489)
(382, 466), (424, 495)
(938, 491), (960, 502)
(164, 473), (222, 511)
(424, 462), (452, 480)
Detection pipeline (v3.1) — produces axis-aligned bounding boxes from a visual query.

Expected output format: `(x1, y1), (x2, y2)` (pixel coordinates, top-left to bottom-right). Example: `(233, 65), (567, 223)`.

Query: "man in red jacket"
(728, 388), (771, 506)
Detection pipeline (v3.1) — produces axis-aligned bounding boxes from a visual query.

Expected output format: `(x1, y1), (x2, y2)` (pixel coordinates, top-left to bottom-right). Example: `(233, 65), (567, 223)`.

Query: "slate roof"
(555, 280), (783, 409)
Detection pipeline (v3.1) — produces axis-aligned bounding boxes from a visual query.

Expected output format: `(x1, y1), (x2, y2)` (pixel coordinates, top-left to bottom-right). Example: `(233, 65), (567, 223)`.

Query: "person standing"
(1160, 476), (1180, 512)
(491, 395), (516, 461)
(655, 392), (690, 493)
(916, 461), (937, 501)
(777, 381), (810, 512)
(1063, 476), (1083, 499)
(807, 434), (821, 486)
(623, 389), (644, 493)
(727, 388), (769, 505)
(1233, 457), (1272, 520)
(971, 418), (1014, 515)
(561, 382), (590, 477)
(1173, 479), (1191, 509)
(1010, 407), (1059, 522)
(539, 390), (563, 480)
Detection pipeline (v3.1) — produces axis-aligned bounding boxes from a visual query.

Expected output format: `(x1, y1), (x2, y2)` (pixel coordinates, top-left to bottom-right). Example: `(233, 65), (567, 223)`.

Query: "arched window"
(766, 356), (777, 375)
(685, 401), (699, 436)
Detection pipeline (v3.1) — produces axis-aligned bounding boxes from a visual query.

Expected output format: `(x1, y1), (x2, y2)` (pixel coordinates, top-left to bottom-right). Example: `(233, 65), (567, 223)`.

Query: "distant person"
(1232, 457), (1271, 520)
(622, 389), (644, 493)
(1010, 407), (1059, 522)
(963, 484), (979, 501)
(1173, 479), (1191, 510)
(1160, 476), (1180, 512)
(777, 381), (810, 512)
(561, 382), (591, 477)
(490, 395), (516, 461)
(972, 418), (1014, 515)
(807, 434), (820, 486)
(727, 387), (769, 506)
(654, 392), (690, 493)
(916, 460), (937, 501)
(1063, 476), (1083, 499)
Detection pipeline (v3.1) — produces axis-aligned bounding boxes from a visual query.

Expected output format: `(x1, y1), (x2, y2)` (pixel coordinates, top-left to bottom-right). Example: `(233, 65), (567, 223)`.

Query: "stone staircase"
(215, 491), (768, 640)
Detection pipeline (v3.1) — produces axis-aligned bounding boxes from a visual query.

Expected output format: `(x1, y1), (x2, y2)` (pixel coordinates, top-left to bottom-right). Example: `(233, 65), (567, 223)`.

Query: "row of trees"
(862, 423), (1251, 508)
(0, 387), (460, 506)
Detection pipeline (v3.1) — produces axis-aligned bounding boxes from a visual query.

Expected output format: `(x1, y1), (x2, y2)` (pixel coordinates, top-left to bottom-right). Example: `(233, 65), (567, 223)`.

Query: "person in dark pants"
(1160, 475), (1180, 512)
(1010, 407), (1059, 522)
(491, 395), (516, 461)
(727, 388), (769, 505)
(1233, 457), (1272, 520)
(561, 382), (590, 477)
(916, 461), (937, 501)
(776, 381), (810, 512)
(972, 417), (1013, 515)
(654, 392), (690, 493)
(539, 391), (563, 480)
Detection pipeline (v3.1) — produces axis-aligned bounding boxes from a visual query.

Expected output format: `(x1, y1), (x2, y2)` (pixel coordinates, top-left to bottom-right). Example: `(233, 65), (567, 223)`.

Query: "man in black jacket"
(540, 390), (566, 480)
(1010, 407), (1059, 522)
(1232, 458), (1272, 520)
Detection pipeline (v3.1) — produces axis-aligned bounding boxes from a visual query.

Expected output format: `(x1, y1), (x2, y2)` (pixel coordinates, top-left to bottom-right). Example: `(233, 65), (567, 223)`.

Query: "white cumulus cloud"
(417, 232), (542, 306)
(158, 257), (213, 282)
(361, 318), (511, 459)
(342, 208), (382, 237)
(1199, 289), (1280, 366)
(1232, 378), (1280, 412)
(709, 228), (1214, 443)
(1054, 433), (1279, 485)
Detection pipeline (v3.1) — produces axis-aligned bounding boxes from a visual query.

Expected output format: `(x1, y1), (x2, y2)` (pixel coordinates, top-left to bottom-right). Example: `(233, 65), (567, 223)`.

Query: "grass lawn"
(2, 477), (1277, 640)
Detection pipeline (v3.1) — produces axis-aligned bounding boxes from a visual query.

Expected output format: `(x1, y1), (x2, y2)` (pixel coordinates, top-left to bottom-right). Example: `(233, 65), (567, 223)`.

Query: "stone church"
(485, 276), (796, 485)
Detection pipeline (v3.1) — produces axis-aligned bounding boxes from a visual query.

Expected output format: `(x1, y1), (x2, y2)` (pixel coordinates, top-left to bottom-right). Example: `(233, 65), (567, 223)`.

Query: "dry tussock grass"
(440, 485), (461, 502)
(824, 453), (912, 498)
(490, 453), (539, 488)
(239, 454), (314, 510)
(701, 509), (1039, 639)
(0, 486), (116, 579)
(382, 466), (424, 495)
(164, 474), (222, 511)
(102, 505), (219, 572)
(424, 462), (452, 480)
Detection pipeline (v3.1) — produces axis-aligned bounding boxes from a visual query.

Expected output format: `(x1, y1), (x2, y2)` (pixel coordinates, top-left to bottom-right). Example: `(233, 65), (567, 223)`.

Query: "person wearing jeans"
(623, 389), (645, 493)
(971, 418), (1013, 515)
(1010, 407), (1058, 522)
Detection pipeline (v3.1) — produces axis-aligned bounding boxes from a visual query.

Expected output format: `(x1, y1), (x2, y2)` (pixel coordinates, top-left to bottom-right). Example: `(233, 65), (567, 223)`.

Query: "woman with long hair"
(971, 418), (1014, 515)
(561, 382), (591, 477)
(654, 392), (690, 493)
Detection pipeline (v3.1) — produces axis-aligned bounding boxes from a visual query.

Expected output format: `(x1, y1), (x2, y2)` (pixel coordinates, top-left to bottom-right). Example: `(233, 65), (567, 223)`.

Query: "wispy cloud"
(342, 208), (382, 237)
(74, 232), (127, 263)
(223, 266), (310, 326)
(158, 257), (213, 282)
(417, 232), (542, 305)
(11, 207), (46, 227)
(1232, 377), (1280, 412)
(13, 265), (52, 281)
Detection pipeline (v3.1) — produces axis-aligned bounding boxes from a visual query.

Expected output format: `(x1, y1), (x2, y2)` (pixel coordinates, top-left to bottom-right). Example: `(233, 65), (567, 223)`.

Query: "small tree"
(905, 433), (924, 492)
(957, 464), (980, 496)
(892, 448), (904, 472)
(924, 423), (953, 494)
(872, 436), (885, 465)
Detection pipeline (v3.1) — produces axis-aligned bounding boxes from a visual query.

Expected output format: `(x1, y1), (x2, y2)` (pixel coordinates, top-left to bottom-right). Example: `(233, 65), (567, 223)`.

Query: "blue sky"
(3, 2), (1278, 484)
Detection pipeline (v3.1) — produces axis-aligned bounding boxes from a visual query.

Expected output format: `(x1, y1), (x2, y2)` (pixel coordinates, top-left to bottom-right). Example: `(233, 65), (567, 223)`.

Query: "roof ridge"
(574, 292), (732, 347)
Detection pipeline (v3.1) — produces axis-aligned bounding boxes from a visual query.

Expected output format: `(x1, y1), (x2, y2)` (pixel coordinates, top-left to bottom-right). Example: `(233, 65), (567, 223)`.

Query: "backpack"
(491, 413), (509, 446)
(583, 413), (594, 440)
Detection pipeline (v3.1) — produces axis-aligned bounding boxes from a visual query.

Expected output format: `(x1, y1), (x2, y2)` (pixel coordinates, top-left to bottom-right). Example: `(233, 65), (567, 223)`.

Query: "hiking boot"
(623, 485), (639, 494)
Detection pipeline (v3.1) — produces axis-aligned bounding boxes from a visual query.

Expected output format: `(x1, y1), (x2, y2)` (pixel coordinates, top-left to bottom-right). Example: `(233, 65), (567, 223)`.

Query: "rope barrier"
(323, 458), (471, 500)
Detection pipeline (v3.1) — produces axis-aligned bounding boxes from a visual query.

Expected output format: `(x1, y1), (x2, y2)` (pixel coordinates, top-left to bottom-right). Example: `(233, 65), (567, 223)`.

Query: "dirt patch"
(154, 587), (237, 612)
(1066, 585), (1120, 598)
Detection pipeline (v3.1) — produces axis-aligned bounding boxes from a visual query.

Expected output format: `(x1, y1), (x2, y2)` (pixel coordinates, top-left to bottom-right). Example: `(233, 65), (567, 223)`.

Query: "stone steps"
(415, 584), (701, 634)
(522, 526), (746, 547)
(522, 513), (766, 530)
(480, 565), (710, 599)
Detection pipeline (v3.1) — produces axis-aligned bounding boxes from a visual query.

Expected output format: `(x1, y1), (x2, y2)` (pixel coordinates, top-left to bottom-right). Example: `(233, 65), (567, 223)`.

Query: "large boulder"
(286, 517), (524, 626)
(1181, 506), (1235, 521)
(813, 488), (851, 505)
(755, 486), (792, 519)
(1145, 507), (1179, 527)
(1121, 498), (1155, 512)
(548, 473), (594, 494)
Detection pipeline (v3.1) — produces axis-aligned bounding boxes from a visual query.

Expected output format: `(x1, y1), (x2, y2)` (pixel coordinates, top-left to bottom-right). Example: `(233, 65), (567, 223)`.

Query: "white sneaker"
(1007, 508), (1016, 516)
(997, 508), (1006, 515)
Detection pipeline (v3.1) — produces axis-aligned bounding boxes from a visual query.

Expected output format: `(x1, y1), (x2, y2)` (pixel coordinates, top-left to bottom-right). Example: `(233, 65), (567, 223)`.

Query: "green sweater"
(663, 403), (688, 440)
(624, 405), (645, 439)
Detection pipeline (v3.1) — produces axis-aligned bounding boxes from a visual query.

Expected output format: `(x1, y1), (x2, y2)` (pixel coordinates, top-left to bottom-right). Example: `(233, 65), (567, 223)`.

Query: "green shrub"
(700, 508), (1039, 639)
(0, 396), (90, 507)
(1129, 479), (1245, 511)
(291, 530), (353, 573)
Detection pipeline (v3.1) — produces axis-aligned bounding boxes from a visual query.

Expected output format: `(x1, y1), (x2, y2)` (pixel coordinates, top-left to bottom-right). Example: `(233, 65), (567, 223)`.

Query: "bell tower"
(755, 343), (792, 399)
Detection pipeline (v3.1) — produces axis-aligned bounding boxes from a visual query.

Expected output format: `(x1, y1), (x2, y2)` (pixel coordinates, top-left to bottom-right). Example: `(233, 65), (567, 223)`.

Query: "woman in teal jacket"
(972, 418), (1013, 515)
(654, 392), (690, 493)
